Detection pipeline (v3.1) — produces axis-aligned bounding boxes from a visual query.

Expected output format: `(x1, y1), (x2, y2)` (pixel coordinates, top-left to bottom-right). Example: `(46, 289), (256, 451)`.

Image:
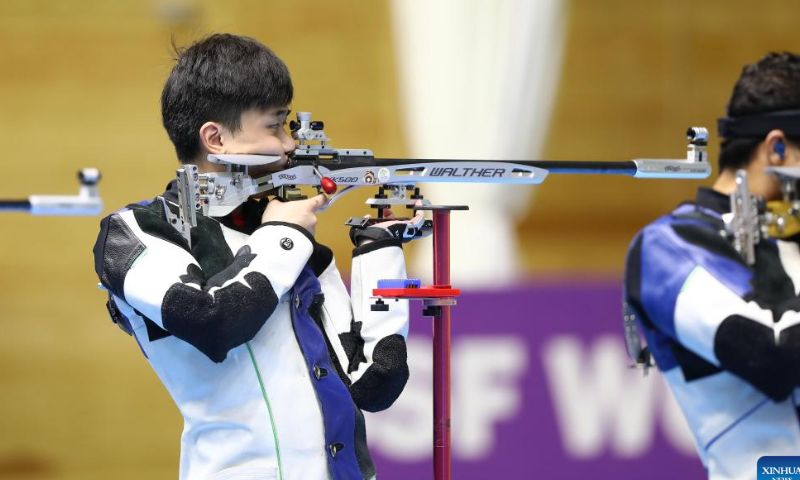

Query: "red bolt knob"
(320, 177), (337, 195)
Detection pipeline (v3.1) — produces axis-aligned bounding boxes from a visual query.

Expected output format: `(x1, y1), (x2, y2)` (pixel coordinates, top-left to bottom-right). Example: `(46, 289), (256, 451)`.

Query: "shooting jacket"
(624, 187), (800, 480)
(92, 180), (410, 480)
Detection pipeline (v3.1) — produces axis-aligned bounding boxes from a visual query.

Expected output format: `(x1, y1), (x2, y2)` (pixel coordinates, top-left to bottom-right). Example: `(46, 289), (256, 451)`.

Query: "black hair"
(719, 52), (800, 171)
(161, 33), (293, 162)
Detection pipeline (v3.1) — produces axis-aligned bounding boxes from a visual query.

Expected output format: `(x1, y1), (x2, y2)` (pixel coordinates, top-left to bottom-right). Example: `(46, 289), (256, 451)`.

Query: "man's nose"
(282, 129), (296, 155)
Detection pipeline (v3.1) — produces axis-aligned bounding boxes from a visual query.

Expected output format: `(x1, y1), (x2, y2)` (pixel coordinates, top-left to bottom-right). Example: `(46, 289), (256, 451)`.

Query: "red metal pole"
(432, 209), (451, 480)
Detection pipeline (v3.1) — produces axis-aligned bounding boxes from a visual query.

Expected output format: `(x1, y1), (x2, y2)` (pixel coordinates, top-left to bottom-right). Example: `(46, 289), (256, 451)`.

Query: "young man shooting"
(625, 52), (800, 479)
(93, 33), (419, 480)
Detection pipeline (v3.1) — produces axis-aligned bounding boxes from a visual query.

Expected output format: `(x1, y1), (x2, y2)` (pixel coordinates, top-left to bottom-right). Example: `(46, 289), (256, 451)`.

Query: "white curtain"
(390, 0), (567, 287)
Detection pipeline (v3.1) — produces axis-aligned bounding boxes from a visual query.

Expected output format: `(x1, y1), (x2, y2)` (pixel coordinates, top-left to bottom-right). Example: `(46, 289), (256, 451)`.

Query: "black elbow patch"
(350, 335), (409, 412)
(714, 315), (796, 401)
(162, 271), (278, 363)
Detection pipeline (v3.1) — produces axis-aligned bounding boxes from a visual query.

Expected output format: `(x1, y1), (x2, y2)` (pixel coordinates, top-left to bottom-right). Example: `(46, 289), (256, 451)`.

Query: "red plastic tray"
(373, 286), (460, 298)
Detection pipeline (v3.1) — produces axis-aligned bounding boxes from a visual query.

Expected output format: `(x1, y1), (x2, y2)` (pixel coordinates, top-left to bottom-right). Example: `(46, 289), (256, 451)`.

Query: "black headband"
(718, 109), (800, 139)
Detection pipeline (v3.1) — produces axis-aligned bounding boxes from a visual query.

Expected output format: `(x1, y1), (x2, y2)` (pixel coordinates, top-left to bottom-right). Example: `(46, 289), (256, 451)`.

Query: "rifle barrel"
(363, 158), (638, 175)
(0, 199), (32, 212)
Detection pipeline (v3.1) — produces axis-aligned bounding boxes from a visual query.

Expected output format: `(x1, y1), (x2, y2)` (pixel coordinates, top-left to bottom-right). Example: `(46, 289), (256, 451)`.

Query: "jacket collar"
(695, 187), (730, 215)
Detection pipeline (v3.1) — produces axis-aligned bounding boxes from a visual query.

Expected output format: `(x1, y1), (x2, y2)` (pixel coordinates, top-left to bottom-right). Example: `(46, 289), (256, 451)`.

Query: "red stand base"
(372, 286), (461, 298)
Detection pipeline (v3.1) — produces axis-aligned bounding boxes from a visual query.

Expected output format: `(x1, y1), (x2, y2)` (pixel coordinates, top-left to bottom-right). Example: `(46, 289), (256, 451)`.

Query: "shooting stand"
(372, 202), (468, 480)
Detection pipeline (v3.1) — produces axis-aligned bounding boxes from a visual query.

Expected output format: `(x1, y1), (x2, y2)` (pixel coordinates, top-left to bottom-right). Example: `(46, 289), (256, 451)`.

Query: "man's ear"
(199, 121), (225, 154)
(765, 129), (787, 166)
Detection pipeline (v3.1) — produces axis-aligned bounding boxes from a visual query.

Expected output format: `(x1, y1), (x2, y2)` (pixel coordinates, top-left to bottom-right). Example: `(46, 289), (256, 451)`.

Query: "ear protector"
(775, 140), (786, 160)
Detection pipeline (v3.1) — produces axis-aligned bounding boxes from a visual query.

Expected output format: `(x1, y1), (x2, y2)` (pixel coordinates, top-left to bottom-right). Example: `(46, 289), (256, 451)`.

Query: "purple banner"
(366, 281), (706, 480)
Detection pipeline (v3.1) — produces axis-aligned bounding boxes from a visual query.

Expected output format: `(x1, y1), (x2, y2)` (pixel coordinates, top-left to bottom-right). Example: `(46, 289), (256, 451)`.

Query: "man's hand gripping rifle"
(169, 112), (711, 246)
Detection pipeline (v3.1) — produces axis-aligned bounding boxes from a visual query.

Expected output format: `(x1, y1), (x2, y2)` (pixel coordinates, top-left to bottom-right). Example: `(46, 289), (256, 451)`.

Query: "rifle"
(162, 112), (711, 477)
(166, 112), (711, 246)
(0, 168), (103, 216)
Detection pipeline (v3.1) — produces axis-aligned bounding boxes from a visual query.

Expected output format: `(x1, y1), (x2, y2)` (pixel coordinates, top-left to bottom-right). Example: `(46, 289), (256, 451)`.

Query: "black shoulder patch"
(130, 200), (236, 279)
(190, 216), (235, 278)
(93, 214), (146, 299)
(349, 334), (409, 412)
(130, 202), (191, 253)
(672, 223), (744, 266)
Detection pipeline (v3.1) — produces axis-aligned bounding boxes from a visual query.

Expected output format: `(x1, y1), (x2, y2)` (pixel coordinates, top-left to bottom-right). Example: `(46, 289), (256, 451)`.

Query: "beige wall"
(0, 2), (402, 478)
(1, 1), (799, 478)
(522, 0), (800, 274)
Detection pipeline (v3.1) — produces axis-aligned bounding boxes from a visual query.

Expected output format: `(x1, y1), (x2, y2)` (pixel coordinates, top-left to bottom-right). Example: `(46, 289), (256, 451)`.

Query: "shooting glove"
(347, 217), (432, 246)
